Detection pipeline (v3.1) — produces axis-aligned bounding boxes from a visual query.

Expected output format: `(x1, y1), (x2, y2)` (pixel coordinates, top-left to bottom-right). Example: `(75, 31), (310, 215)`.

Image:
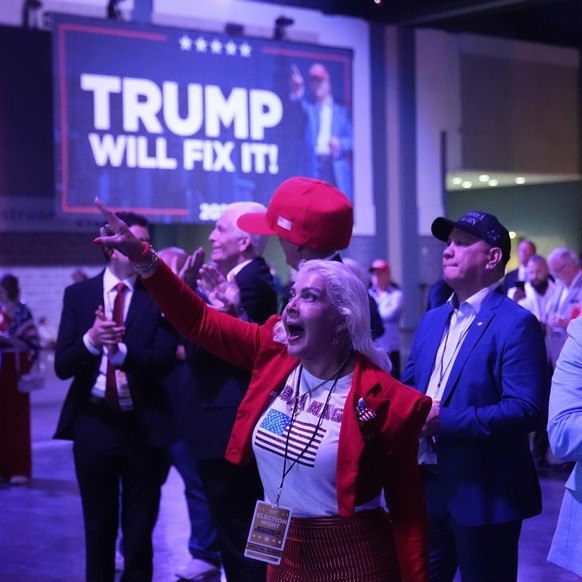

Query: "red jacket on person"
(144, 262), (431, 582)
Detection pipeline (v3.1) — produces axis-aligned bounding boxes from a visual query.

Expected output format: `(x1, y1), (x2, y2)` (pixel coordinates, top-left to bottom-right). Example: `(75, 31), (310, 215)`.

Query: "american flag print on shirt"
(255, 409), (326, 467)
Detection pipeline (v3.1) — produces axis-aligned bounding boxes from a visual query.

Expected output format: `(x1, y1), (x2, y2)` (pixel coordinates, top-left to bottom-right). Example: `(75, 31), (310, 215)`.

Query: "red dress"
(0, 305), (39, 480)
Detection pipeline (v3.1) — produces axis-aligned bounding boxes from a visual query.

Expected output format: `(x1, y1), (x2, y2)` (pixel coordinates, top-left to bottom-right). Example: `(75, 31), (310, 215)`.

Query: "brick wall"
(0, 232), (105, 335)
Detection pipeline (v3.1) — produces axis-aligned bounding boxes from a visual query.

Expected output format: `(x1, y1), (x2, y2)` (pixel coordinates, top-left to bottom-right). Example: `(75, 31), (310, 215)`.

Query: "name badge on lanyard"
(244, 501), (292, 565)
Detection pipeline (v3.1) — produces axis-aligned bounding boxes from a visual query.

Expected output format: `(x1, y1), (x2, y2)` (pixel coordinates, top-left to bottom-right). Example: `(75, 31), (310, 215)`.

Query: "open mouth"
(286, 323), (304, 341)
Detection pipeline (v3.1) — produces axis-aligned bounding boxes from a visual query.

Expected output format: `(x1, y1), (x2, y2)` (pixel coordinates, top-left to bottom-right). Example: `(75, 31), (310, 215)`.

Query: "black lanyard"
(275, 360), (346, 506)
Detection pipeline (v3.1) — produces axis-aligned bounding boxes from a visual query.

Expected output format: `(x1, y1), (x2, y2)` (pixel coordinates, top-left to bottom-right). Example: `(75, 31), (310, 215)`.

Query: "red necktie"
(105, 283), (126, 408)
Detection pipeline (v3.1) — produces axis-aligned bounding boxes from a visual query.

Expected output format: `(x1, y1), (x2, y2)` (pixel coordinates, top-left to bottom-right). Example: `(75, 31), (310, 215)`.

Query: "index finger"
(95, 196), (118, 226)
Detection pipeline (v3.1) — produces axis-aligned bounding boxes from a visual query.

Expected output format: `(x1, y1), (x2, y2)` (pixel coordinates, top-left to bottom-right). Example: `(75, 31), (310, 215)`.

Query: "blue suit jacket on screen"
(402, 288), (550, 526)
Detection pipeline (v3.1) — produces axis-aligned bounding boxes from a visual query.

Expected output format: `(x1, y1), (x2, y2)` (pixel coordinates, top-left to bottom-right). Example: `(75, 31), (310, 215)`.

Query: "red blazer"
(145, 263), (431, 582)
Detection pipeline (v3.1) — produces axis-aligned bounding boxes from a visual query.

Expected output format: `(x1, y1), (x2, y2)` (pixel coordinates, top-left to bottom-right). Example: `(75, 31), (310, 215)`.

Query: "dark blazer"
(173, 257), (278, 459)
(502, 268), (521, 293)
(54, 272), (178, 447)
(402, 289), (549, 526)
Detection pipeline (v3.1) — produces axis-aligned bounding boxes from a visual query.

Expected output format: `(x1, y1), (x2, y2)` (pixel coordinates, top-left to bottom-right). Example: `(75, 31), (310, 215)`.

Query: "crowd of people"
(1, 177), (581, 581)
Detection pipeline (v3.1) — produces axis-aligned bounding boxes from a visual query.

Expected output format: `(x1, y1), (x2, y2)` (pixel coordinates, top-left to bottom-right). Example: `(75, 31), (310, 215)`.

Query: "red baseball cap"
(369, 259), (389, 272)
(237, 177), (353, 250)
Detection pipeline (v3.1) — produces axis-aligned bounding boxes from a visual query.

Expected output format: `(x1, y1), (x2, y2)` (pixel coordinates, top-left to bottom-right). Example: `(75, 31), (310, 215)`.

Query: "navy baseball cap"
(432, 211), (511, 264)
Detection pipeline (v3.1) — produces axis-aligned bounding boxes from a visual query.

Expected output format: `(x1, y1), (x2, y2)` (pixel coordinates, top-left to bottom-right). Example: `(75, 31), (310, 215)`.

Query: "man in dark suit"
(54, 212), (177, 582)
(174, 202), (277, 581)
(502, 237), (536, 297)
(402, 211), (549, 582)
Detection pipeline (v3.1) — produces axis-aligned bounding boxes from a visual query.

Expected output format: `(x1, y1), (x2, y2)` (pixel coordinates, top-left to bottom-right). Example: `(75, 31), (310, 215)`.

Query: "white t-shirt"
(252, 365), (381, 517)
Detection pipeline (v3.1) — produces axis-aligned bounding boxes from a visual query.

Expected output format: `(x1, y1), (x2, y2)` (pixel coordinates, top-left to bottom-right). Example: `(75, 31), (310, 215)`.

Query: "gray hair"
(547, 247), (580, 268)
(221, 202), (269, 256)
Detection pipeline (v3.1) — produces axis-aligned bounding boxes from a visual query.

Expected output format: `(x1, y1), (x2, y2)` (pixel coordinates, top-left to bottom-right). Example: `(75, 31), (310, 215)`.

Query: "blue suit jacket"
(301, 100), (353, 200)
(402, 288), (549, 526)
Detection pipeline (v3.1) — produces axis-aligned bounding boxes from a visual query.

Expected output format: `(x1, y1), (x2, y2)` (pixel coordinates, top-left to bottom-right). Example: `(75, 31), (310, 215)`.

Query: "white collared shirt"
(227, 259), (252, 282)
(426, 281), (499, 403)
(419, 281), (500, 464)
(83, 268), (137, 407)
(315, 100), (333, 155)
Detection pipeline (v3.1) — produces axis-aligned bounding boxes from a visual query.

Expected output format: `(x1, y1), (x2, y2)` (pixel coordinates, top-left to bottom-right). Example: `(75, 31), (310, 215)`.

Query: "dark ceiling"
(251, 0), (582, 49)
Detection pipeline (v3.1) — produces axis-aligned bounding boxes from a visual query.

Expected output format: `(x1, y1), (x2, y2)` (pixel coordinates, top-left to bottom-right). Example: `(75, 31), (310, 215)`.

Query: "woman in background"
(0, 273), (40, 485)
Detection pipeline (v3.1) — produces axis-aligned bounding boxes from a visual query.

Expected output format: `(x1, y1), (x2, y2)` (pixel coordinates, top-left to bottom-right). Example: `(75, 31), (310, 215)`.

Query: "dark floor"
(0, 356), (578, 581)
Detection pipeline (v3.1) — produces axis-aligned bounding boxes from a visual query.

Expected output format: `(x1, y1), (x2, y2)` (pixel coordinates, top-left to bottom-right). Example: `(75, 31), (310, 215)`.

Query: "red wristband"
(128, 241), (151, 262)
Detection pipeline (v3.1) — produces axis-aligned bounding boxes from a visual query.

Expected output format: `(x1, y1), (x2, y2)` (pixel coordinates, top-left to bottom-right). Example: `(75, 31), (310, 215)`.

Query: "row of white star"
(179, 34), (252, 57)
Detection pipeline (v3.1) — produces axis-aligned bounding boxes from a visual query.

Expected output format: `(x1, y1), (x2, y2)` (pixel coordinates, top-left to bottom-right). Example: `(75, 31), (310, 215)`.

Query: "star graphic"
(178, 35), (192, 51)
(194, 36), (207, 52)
(225, 40), (238, 56)
(240, 42), (252, 57)
(210, 39), (223, 54)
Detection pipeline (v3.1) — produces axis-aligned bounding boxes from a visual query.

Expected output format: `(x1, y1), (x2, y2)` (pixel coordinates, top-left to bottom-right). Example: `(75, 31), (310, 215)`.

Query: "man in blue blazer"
(288, 63), (353, 200)
(402, 211), (549, 582)
(54, 212), (177, 582)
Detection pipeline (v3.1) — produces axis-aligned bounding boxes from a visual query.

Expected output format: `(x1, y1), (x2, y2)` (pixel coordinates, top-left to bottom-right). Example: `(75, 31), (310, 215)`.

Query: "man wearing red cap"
(238, 176), (351, 268)
(368, 259), (404, 379)
(237, 176), (383, 338)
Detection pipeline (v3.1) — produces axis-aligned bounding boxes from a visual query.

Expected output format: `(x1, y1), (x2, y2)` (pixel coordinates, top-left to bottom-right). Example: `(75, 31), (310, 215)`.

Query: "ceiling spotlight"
(452, 177), (463, 185)
(515, 177), (526, 184)
(488, 179), (499, 187)
(462, 181), (472, 189)
(479, 174), (490, 182)
(274, 16), (294, 40)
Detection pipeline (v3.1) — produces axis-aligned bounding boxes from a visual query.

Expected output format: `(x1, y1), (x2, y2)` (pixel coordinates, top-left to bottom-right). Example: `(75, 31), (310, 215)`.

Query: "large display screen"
(52, 15), (354, 223)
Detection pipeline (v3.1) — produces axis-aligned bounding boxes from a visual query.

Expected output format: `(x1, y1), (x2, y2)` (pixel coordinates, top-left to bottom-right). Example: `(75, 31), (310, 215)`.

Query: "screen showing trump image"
(52, 15), (354, 223)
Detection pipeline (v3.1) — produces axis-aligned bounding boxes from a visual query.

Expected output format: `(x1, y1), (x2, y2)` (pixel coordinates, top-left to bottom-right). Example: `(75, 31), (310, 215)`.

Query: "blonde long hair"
(274, 260), (392, 372)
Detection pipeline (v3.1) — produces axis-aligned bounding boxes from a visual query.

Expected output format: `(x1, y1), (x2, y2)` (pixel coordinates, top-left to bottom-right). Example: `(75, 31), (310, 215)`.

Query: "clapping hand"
(178, 247), (206, 288)
(87, 305), (125, 352)
(198, 264), (242, 317)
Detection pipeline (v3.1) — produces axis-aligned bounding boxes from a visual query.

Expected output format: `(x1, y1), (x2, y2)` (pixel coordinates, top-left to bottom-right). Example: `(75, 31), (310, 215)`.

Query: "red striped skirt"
(266, 508), (401, 581)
